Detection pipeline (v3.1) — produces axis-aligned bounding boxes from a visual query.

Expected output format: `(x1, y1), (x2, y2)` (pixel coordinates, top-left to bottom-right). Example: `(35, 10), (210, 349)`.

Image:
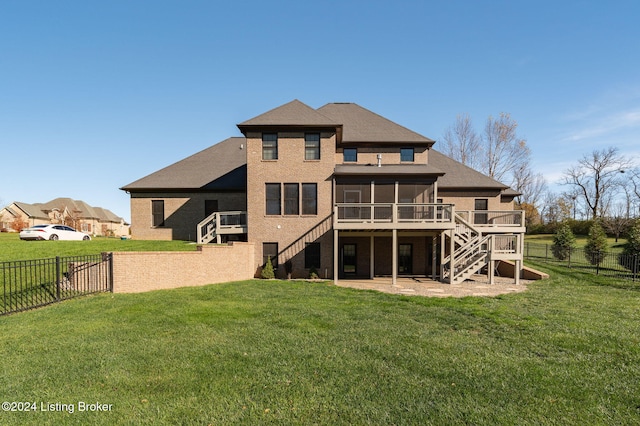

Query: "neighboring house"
(0, 198), (130, 237)
(122, 100), (526, 284)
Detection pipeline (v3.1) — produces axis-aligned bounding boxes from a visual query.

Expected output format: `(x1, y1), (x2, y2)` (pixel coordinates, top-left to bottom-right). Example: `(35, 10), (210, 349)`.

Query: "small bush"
(261, 256), (275, 279)
(309, 267), (319, 280)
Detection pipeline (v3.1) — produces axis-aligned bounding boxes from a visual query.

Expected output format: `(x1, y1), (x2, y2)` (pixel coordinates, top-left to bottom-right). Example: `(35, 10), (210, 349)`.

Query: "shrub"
(261, 256), (275, 279)
(552, 222), (576, 261)
(284, 259), (293, 280)
(619, 218), (640, 272)
(584, 220), (608, 266)
(309, 267), (319, 280)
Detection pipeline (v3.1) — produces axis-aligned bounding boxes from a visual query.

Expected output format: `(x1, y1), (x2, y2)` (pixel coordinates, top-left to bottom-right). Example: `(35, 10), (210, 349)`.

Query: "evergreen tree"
(261, 256), (275, 279)
(619, 218), (640, 272)
(552, 222), (576, 261)
(584, 220), (608, 266)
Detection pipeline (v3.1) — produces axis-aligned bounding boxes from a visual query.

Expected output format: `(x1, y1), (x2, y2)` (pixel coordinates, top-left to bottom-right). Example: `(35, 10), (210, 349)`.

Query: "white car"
(20, 224), (91, 241)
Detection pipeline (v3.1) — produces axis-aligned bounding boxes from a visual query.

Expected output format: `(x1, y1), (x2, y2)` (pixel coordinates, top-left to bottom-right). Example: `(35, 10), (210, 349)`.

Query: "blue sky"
(2, 1), (639, 222)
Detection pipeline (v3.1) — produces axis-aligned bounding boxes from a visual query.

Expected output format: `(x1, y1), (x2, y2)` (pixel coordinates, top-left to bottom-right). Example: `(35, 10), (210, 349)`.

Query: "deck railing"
(456, 210), (524, 227)
(334, 203), (454, 224)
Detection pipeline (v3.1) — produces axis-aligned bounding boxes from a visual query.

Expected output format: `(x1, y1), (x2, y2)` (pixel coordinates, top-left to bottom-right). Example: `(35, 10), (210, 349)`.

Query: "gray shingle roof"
(428, 149), (509, 190)
(317, 103), (435, 145)
(238, 99), (338, 128)
(334, 164), (444, 176)
(121, 137), (247, 191)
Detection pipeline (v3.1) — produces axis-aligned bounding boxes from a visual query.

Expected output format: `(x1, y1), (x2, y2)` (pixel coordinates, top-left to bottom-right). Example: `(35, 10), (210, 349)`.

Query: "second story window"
(262, 133), (278, 160)
(284, 183), (299, 215)
(305, 133), (320, 160)
(401, 148), (414, 162)
(343, 148), (357, 162)
(265, 183), (281, 215)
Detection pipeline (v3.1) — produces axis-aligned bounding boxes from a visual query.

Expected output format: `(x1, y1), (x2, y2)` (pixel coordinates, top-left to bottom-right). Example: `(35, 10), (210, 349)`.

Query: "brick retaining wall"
(112, 242), (255, 293)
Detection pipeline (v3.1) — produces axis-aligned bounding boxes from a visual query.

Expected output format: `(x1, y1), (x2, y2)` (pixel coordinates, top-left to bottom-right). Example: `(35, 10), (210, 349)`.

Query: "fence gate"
(1, 253), (113, 315)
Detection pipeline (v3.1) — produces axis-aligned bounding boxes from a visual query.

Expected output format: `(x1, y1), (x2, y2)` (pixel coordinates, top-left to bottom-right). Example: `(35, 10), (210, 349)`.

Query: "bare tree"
(512, 162), (547, 208)
(562, 147), (630, 220)
(441, 113), (482, 170)
(482, 113), (530, 183)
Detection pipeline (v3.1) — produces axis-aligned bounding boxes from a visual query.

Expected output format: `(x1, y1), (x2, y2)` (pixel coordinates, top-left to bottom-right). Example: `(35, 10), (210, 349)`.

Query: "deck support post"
(392, 229), (398, 286)
(370, 235), (375, 279)
(333, 229), (339, 284)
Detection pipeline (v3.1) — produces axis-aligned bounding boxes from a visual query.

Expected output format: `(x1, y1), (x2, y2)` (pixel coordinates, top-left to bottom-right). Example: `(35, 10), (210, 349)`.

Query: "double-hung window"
(305, 133), (320, 160)
(262, 133), (278, 160)
(305, 242), (321, 269)
(284, 184), (299, 215)
(265, 184), (281, 215)
(152, 200), (165, 227)
(302, 183), (317, 215)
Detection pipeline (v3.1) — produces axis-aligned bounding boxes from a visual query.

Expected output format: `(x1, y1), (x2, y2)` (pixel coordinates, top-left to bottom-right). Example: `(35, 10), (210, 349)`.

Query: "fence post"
(108, 252), (114, 292)
(545, 244), (548, 260)
(634, 254), (638, 283)
(568, 247), (572, 269)
(55, 256), (61, 300)
(596, 250), (600, 275)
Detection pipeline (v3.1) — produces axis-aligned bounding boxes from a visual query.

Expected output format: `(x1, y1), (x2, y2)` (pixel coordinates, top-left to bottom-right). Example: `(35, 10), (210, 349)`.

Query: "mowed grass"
(0, 232), (197, 262)
(1, 267), (639, 425)
(525, 234), (627, 252)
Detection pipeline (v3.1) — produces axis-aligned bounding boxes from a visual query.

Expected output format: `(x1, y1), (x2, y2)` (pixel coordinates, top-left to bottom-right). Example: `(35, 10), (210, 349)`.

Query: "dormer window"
(343, 148), (357, 162)
(400, 148), (414, 162)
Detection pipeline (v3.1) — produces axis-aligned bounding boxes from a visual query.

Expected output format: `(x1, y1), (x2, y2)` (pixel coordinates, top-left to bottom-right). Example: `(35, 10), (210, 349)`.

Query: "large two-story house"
(121, 100), (526, 285)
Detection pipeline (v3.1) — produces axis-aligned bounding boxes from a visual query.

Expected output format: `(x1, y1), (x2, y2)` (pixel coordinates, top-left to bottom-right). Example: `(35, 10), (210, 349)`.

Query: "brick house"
(0, 198), (129, 237)
(122, 100), (526, 284)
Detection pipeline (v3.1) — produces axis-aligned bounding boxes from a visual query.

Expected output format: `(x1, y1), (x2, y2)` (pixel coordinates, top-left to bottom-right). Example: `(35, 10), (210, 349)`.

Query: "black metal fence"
(524, 243), (639, 281)
(1, 253), (113, 315)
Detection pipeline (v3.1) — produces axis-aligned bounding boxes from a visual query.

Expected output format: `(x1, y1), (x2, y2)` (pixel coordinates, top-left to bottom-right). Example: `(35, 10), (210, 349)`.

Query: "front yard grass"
(1, 267), (639, 425)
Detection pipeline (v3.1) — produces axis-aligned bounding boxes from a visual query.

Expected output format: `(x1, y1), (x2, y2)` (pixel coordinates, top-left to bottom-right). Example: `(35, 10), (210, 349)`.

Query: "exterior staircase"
(197, 211), (247, 244)
(442, 213), (490, 284)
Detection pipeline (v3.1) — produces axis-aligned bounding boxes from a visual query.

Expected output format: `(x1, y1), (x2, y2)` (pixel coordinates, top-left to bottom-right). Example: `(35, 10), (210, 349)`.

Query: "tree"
(584, 221), (608, 266)
(619, 218), (640, 272)
(482, 112), (530, 183)
(11, 216), (28, 232)
(518, 202), (541, 227)
(562, 147), (630, 220)
(441, 113), (482, 171)
(552, 222), (576, 261)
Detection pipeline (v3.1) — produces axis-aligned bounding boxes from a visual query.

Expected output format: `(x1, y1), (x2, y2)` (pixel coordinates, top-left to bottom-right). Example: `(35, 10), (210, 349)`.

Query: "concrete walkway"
(334, 275), (531, 298)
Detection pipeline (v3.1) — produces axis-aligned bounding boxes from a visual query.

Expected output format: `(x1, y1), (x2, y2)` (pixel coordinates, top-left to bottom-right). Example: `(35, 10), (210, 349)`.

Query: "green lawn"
(0, 232), (197, 262)
(525, 234), (628, 251)
(1, 265), (639, 425)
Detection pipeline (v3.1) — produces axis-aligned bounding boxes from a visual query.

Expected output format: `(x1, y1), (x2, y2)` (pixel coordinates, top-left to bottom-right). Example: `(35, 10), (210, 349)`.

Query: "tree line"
(441, 114), (640, 237)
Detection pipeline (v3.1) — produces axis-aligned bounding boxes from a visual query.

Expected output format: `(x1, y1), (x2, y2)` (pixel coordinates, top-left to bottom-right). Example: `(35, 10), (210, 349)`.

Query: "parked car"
(19, 224), (91, 241)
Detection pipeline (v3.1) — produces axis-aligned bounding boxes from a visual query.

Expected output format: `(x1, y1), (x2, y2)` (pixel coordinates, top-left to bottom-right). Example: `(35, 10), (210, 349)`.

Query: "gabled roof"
(12, 202), (49, 219)
(238, 99), (338, 129)
(428, 149), (509, 190)
(317, 103), (435, 145)
(6, 199), (126, 223)
(121, 137), (247, 191)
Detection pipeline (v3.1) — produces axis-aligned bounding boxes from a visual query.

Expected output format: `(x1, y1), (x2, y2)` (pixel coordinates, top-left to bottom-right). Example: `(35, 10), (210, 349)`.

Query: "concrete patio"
(334, 275), (531, 298)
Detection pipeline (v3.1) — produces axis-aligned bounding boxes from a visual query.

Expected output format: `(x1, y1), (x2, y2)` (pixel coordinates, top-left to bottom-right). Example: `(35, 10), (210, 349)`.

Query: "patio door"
(474, 199), (488, 225)
(398, 244), (412, 275)
(341, 244), (357, 277)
